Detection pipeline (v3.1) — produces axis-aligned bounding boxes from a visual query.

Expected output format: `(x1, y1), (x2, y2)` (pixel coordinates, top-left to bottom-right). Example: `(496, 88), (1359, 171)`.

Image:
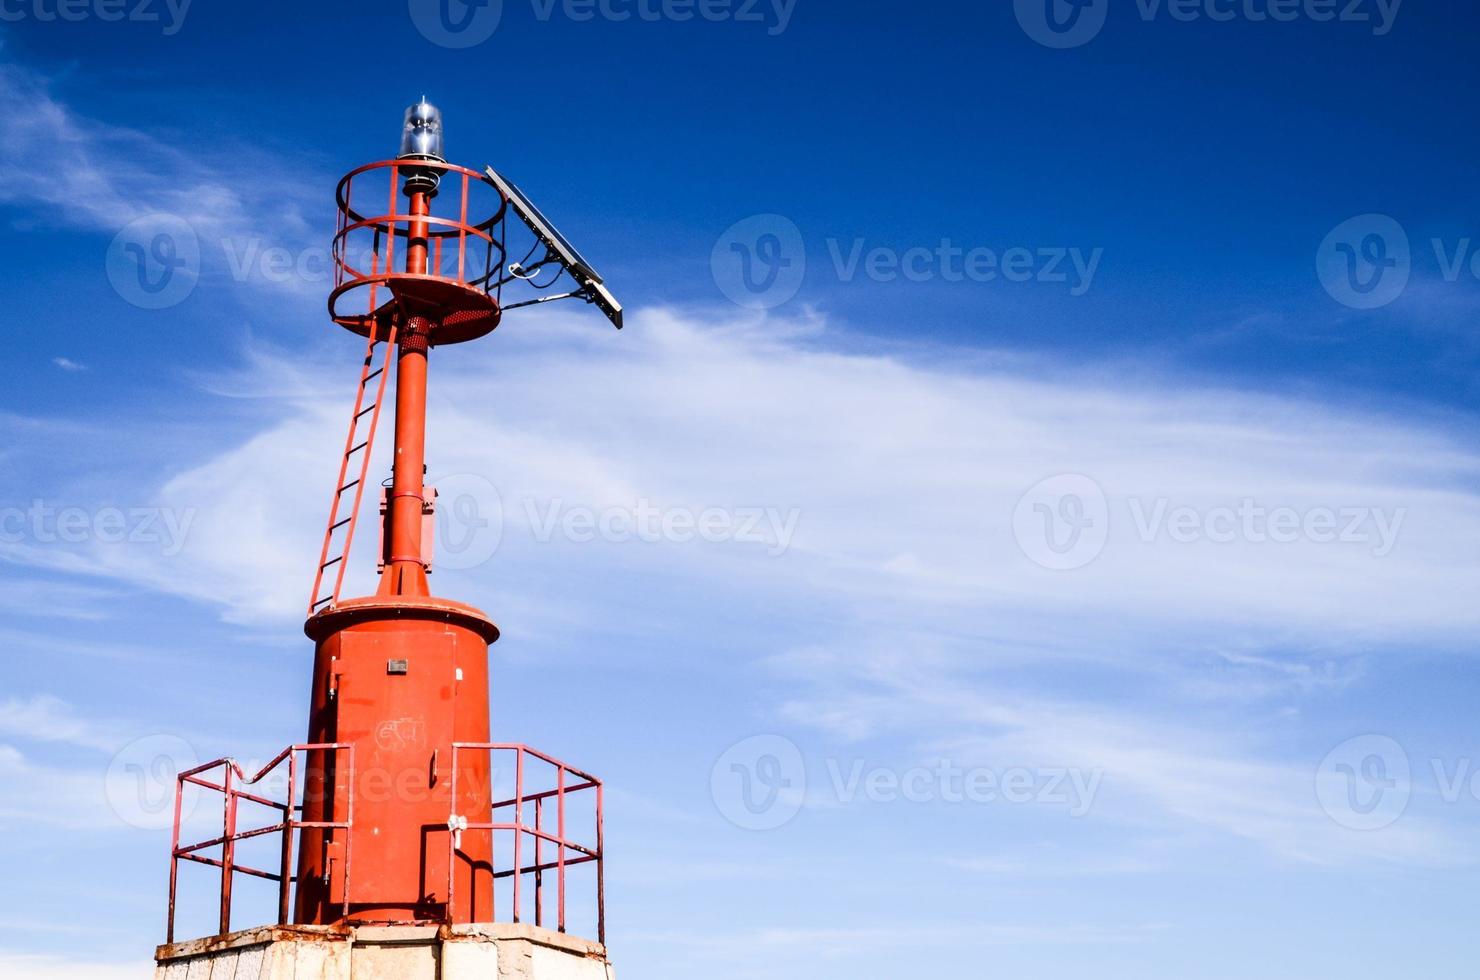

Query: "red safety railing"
(328, 159), (508, 343)
(447, 744), (605, 945)
(167, 743), (355, 944)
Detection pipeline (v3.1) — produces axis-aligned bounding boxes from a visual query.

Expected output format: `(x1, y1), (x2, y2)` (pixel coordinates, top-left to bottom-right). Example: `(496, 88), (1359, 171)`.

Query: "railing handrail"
(167, 740), (603, 947)
(167, 743), (355, 944)
(329, 162), (508, 306)
(453, 741), (604, 786)
(446, 743), (605, 945)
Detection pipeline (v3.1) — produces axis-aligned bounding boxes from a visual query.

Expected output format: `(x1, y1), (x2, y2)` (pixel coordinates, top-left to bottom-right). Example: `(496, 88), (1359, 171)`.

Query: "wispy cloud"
(776, 639), (1468, 868)
(54, 307), (1475, 644)
(3, 305), (1471, 870)
(0, 578), (119, 621)
(0, 61), (320, 293)
(0, 694), (124, 752)
(52, 357), (88, 372)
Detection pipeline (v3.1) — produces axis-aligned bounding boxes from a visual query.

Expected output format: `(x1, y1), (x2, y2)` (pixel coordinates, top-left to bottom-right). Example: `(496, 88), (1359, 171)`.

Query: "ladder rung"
(338, 479), (360, 494)
(311, 596), (334, 609)
(320, 556), (343, 570)
(347, 441), (369, 455)
(355, 404), (377, 419)
(330, 517), (352, 531)
(362, 368), (383, 385)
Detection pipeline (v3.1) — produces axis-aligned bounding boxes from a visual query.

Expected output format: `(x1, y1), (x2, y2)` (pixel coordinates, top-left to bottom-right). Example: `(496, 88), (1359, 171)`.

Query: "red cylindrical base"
(294, 596), (499, 925)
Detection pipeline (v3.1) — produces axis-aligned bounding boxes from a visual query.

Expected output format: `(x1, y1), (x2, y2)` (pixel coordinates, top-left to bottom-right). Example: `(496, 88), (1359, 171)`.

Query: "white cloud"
(0, 62), (319, 289)
(69, 307), (1477, 645)
(0, 579), (119, 621)
(3, 305), (1466, 866)
(52, 357), (87, 372)
(779, 637), (1470, 868)
(0, 694), (122, 752)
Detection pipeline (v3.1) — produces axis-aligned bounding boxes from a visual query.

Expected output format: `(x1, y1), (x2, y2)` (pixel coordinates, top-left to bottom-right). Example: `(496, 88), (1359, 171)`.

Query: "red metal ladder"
(309, 324), (398, 615)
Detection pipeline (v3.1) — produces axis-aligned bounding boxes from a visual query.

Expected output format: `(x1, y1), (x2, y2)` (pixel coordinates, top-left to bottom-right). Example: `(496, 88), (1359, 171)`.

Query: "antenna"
(484, 165), (624, 330)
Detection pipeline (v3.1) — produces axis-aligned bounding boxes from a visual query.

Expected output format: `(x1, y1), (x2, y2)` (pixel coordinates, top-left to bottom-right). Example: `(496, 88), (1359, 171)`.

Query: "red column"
(380, 191), (433, 597)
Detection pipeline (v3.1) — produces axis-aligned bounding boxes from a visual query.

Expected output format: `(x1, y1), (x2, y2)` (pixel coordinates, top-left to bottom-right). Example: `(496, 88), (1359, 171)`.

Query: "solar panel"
(485, 165), (623, 329)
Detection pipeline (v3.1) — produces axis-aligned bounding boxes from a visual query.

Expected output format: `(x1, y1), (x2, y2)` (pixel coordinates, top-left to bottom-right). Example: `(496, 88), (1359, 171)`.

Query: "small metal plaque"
(387, 659), (409, 675)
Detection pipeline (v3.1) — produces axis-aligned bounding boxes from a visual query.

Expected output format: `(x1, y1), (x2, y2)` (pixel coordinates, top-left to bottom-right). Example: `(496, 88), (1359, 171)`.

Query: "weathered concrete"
(155, 923), (612, 980)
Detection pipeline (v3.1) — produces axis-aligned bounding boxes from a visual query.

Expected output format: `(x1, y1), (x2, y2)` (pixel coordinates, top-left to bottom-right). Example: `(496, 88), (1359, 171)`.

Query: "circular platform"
(304, 594), (500, 644)
(329, 274), (502, 346)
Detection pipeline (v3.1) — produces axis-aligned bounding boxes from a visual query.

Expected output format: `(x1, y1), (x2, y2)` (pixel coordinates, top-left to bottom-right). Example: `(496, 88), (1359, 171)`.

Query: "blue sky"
(2, 2), (1480, 978)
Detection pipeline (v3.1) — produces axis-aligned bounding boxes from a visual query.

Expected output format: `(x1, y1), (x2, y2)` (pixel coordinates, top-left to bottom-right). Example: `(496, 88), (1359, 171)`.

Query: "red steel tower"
(162, 102), (621, 974)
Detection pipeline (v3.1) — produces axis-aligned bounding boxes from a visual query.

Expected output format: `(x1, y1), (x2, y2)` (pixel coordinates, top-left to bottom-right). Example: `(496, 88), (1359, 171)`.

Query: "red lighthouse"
(159, 102), (621, 979)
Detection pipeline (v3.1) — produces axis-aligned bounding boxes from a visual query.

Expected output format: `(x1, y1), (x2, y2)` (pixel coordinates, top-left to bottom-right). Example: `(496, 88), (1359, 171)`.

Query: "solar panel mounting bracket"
(484, 165), (624, 330)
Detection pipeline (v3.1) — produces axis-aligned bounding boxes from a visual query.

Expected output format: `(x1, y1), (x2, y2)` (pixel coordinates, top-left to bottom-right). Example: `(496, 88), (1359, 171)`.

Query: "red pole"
(513, 748), (524, 923)
(279, 753), (297, 925)
(557, 765), (566, 934)
(220, 765), (236, 936)
(534, 796), (544, 928)
(167, 774), (184, 944)
(596, 782), (604, 946)
(380, 188), (433, 597)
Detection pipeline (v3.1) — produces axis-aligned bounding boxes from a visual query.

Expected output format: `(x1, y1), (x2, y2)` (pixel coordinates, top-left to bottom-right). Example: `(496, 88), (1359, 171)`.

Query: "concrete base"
(155, 923), (612, 980)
